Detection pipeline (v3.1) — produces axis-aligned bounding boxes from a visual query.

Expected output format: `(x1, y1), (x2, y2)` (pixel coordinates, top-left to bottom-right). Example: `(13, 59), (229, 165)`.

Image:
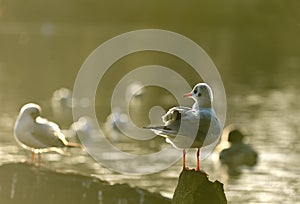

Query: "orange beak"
(183, 93), (193, 98)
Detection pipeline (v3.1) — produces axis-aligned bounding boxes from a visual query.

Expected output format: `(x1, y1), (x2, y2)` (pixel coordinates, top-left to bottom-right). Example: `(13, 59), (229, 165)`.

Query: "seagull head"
(20, 103), (41, 120)
(52, 88), (72, 108)
(183, 83), (213, 108)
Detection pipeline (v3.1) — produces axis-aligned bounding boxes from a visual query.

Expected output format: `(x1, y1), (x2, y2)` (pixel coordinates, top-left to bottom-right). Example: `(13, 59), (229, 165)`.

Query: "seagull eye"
(193, 89), (197, 94)
(198, 93), (202, 97)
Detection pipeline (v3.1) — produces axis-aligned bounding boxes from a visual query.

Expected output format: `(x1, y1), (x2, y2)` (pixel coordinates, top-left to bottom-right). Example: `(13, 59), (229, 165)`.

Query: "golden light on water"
(0, 1), (299, 203)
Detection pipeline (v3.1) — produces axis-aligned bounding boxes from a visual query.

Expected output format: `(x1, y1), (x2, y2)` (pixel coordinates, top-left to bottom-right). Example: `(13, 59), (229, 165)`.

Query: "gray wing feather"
(150, 107), (220, 148)
(31, 118), (67, 148)
(162, 106), (200, 136)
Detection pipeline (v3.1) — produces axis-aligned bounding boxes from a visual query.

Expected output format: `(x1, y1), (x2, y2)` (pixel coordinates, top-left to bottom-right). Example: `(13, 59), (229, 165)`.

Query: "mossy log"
(173, 169), (227, 204)
(0, 162), (171, 204)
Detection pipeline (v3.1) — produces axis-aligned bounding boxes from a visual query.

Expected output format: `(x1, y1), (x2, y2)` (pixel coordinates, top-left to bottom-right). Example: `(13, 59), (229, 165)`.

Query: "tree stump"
(173, 169), (227, 204)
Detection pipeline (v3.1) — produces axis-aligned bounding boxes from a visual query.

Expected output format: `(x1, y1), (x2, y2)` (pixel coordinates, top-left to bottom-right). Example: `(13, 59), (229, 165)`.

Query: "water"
(0, 1), (300, 203)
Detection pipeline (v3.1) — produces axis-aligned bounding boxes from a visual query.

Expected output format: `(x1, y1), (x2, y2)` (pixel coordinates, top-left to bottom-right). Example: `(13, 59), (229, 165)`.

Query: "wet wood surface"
(0, 162), (171, 204)
(173, 169), (227, 204)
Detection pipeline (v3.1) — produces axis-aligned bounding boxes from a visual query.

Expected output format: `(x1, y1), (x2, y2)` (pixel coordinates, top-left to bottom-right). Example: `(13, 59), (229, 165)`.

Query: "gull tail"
(58, 132), (84, 150)
(143, 125), (167, 130)
(143, 126), (165, 130)
(53, 148), (70, 156)
(66, 142), (83, 149)
(143, 126), (167, 133)
(143, 126), (176, 137)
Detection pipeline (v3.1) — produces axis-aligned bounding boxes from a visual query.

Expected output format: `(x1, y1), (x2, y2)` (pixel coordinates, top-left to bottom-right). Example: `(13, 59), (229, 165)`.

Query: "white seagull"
(14, 103), (82, 165)
(51, 87), (73, 128)
(144, 83), (222, 171)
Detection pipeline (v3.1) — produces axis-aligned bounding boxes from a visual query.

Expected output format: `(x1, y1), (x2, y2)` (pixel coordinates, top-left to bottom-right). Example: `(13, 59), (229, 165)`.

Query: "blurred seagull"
(14, 103), (82, 165)
(105, 108), (128, 131)
(68, 116), (96, 143)
(103, 108), (134, 143)
(125, 81), (144, 103)
(51, 88), (72, 110)
(144, 83), (222, 171)
(51, 87), (73, 128)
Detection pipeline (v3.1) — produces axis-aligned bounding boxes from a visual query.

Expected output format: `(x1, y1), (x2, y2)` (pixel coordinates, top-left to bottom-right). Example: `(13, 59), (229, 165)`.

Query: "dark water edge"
(0, 162), (171, 204)
(0, 162), (228, 204)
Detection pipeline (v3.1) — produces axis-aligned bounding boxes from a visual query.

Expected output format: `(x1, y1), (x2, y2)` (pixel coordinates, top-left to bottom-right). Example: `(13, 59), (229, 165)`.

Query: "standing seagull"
(144, 83), (221, 171)
(14, 103), (82, 165)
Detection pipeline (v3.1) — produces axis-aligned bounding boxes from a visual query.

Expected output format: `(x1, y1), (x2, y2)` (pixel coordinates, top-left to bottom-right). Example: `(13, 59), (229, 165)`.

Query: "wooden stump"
(173, 169), (227, 204)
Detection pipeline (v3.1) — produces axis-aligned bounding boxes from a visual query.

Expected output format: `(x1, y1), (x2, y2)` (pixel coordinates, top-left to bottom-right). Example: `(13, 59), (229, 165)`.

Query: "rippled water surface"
(0, 1), (299, 203)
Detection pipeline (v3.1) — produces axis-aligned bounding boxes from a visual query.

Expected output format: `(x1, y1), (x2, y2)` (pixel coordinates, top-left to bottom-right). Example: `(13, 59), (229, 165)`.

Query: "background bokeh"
(0, 1), (299, 203)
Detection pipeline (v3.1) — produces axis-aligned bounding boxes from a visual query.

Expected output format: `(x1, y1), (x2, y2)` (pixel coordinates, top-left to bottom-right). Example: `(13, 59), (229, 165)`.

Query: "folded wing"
(31, 117), (68, 148)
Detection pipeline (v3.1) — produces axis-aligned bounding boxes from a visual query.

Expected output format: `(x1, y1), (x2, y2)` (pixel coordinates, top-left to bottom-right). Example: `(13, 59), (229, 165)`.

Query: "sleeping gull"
(144, 83), (222, 171)
(14, 103), (82, 165)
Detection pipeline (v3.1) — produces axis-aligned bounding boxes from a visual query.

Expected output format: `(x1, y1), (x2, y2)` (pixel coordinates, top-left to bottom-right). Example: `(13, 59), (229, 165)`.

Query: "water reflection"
(221, 87), (300, 203)
(0, 86), (299, 202)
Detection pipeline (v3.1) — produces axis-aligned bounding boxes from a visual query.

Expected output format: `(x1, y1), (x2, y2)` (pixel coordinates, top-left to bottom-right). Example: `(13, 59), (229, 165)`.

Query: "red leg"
(196, 148), (200, 171)
(183, 149), (189, 170)
(38, 153), (41, 166)
(183, 149), (186, 170)
(31, 152), (35, 163)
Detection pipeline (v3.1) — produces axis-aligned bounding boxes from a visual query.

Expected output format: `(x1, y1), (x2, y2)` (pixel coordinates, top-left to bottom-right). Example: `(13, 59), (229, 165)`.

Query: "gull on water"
(144, 83), (222, 171)
(14, 103), (82, 165)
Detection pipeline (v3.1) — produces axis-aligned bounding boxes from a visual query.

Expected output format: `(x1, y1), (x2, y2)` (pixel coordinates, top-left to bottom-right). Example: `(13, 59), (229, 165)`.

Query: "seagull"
(51, 88), (73, 110)
(51, 87), (73, 128)
(14, 103), (82, 165)
(144, 83), (222, 171)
